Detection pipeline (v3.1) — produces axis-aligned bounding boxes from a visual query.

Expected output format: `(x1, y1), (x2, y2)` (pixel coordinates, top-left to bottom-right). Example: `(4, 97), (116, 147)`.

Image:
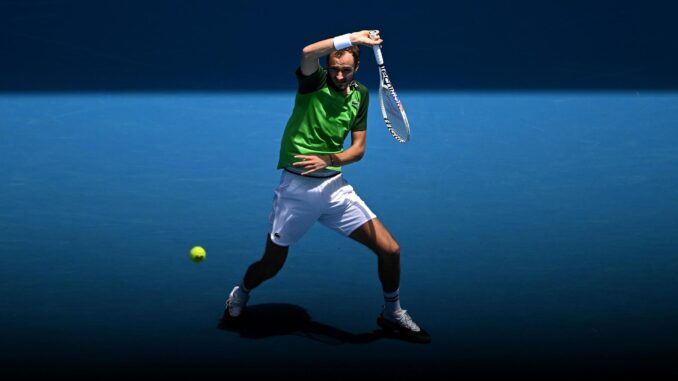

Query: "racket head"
(378, 73), (410, 143)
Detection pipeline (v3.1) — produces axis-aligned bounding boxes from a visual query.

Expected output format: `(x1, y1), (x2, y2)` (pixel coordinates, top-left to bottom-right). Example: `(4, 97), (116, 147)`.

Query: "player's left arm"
(330, 130), (366, 166)
(292, 130), (366, 175)
(328, 86), (369, 167)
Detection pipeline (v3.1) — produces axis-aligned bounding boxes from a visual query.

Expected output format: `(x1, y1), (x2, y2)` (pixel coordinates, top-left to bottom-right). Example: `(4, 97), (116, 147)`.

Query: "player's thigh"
(349, 218), (399, 255)
(269, 173), (321, 246)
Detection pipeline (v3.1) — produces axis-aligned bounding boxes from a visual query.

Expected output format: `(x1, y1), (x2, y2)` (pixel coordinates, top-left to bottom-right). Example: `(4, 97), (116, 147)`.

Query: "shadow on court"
(217, 303), (421, 345)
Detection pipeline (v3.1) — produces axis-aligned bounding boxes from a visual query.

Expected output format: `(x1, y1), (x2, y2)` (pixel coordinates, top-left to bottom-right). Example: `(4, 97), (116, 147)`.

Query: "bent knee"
(259, 252), (287, 275)
(263, 255), (286, 271)
(380, 241), (400, 258)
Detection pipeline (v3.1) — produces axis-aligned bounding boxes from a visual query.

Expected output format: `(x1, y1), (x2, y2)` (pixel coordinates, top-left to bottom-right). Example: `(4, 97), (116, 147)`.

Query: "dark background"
(2, 0), (678, 91)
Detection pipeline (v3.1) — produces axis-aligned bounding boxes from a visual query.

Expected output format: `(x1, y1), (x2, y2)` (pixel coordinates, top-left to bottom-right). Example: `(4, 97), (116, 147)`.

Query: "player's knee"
(262, 239), (288, 272)
(380, 241), (400, 259)
(262, 255), (286, 274)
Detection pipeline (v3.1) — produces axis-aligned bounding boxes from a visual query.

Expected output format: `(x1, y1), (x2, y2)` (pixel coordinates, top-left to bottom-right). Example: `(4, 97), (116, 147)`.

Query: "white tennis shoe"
(226, 286), (249, 317)
(377, 307), (431, 343)
(381, 308), (421, 332)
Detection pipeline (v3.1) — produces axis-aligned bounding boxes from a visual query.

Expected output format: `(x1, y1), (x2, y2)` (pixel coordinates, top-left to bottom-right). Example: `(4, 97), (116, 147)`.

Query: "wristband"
(333, 33), (352, 50)
(329, 155), (335, 166)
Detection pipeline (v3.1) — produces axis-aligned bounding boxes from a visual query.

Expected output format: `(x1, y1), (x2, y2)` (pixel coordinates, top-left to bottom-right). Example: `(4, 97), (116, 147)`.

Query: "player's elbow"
(353, 149), (365, 162)
(301, 46), (315, 60)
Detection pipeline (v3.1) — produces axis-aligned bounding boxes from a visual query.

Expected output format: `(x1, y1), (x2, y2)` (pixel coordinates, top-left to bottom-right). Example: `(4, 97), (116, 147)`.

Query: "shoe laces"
(391, 309), (421, 332)
(229, 287), (248, 307)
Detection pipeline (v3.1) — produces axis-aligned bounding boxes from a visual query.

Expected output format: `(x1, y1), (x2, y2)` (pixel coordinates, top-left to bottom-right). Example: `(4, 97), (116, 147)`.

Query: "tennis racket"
(370, 30), (410, 144)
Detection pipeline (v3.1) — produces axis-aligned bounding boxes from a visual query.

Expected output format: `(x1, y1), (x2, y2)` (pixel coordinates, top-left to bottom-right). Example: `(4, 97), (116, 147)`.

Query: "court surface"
(1, 91), (677, 378)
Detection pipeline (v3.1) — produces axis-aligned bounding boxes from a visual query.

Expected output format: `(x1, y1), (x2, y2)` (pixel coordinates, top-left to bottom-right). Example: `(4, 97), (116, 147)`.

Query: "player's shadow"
(217, 303), (389, 345)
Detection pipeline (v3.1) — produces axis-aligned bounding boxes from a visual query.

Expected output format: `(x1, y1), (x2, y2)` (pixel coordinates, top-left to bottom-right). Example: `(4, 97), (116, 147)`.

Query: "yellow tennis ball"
(190, 246), (206, 263)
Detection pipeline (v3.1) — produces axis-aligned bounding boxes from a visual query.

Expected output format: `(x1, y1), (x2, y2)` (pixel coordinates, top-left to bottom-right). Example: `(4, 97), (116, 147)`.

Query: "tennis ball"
(190, 246), (206, 263)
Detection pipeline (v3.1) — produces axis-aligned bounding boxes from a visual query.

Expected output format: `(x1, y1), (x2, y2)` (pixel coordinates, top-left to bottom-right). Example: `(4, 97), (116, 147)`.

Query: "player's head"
(326, 46), (360, 92)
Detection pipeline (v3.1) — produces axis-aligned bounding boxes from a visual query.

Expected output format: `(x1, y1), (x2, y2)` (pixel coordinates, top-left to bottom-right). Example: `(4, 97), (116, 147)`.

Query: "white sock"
(383, 289), (402, 315)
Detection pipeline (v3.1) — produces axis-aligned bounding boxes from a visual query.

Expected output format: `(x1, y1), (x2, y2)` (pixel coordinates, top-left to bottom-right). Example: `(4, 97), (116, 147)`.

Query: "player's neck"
(328, 79), (355, 95)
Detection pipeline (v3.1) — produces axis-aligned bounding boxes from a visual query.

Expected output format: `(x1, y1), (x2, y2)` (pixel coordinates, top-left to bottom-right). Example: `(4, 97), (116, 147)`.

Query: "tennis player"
(225, 30), (429, 343)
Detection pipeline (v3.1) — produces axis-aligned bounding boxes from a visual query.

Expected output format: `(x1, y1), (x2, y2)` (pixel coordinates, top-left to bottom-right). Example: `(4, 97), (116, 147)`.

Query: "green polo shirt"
(277, 66), (369, 172)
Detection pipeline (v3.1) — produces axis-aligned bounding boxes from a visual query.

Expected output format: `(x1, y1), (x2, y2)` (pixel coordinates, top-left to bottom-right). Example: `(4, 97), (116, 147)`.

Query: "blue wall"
(2, 0), (677, 91)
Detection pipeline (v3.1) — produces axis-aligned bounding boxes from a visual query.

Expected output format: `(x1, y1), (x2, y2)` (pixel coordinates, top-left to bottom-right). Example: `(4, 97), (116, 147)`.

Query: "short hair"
(326, 45), (360, 68)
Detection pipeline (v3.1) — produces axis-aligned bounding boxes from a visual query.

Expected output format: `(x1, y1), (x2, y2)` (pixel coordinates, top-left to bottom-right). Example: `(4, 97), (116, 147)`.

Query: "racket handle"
(369, 30), (384, 66)
(372, 45), (384, 66)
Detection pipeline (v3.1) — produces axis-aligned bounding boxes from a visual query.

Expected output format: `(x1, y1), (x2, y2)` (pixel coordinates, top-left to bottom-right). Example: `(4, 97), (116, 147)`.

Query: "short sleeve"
(352, 86), (369, 131)
(296, 66), (326, 94)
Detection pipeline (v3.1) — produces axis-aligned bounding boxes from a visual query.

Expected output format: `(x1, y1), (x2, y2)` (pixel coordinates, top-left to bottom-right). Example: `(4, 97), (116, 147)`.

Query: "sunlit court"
(3, 91), (677, 378)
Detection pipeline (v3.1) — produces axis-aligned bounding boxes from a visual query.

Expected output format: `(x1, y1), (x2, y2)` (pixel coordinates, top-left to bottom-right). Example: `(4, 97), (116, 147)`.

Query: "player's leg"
(243, 234), (289, 290)
(348, 218), (400, 293)
(226, 171), (319, 318)
(225, 236), (289, 318)
(349, 220), (430, 343)
(317, 174), (430, 342)
(318, 176), (401, 298)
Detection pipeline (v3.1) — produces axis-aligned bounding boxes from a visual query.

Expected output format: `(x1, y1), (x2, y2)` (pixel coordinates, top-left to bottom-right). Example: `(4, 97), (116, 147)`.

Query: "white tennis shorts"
(268, 170), (377, 246)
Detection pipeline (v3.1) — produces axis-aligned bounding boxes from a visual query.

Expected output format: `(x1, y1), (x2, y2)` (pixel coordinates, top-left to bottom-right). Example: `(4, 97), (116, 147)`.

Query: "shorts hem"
(343, 215), (378, 237)
(269, 232), (291, 247)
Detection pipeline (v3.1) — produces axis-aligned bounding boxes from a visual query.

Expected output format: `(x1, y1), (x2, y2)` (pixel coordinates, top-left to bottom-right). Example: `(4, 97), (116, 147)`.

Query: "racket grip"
(372, 45), (384, 66)
(369, 30), (384, 65)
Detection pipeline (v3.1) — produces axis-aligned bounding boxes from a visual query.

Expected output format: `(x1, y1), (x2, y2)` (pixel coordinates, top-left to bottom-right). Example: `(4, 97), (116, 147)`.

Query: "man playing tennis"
(225, 30), (429, 343)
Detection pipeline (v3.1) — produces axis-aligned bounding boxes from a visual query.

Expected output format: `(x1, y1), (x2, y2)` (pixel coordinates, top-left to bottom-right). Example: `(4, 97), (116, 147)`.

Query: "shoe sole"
(377, 316), (432, 344)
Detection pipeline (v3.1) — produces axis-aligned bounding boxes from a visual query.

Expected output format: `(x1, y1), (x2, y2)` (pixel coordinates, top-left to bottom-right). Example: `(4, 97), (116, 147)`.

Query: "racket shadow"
(217, 303), (388, 345)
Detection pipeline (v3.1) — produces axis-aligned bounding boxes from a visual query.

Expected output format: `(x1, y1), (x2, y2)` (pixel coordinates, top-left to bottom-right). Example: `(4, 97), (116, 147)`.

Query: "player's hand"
(350, 30), (383, 47)
(293, 155), (331, 176)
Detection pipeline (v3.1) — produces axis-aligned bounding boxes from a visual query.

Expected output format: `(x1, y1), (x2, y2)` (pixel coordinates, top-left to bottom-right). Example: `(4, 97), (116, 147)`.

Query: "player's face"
(327, 54), (358, 93)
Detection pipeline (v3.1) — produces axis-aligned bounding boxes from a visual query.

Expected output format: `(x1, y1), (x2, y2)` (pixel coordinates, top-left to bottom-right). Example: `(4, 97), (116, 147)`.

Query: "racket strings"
(380, 85), (410, 143)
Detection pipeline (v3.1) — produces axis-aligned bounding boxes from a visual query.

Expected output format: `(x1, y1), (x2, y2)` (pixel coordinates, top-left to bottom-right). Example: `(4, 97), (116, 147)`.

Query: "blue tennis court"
(2, 91), (677, 378)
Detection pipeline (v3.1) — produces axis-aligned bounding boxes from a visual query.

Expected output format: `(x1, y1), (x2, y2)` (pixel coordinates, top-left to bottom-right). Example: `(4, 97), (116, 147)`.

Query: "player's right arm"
(299, 30), (383, 76)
